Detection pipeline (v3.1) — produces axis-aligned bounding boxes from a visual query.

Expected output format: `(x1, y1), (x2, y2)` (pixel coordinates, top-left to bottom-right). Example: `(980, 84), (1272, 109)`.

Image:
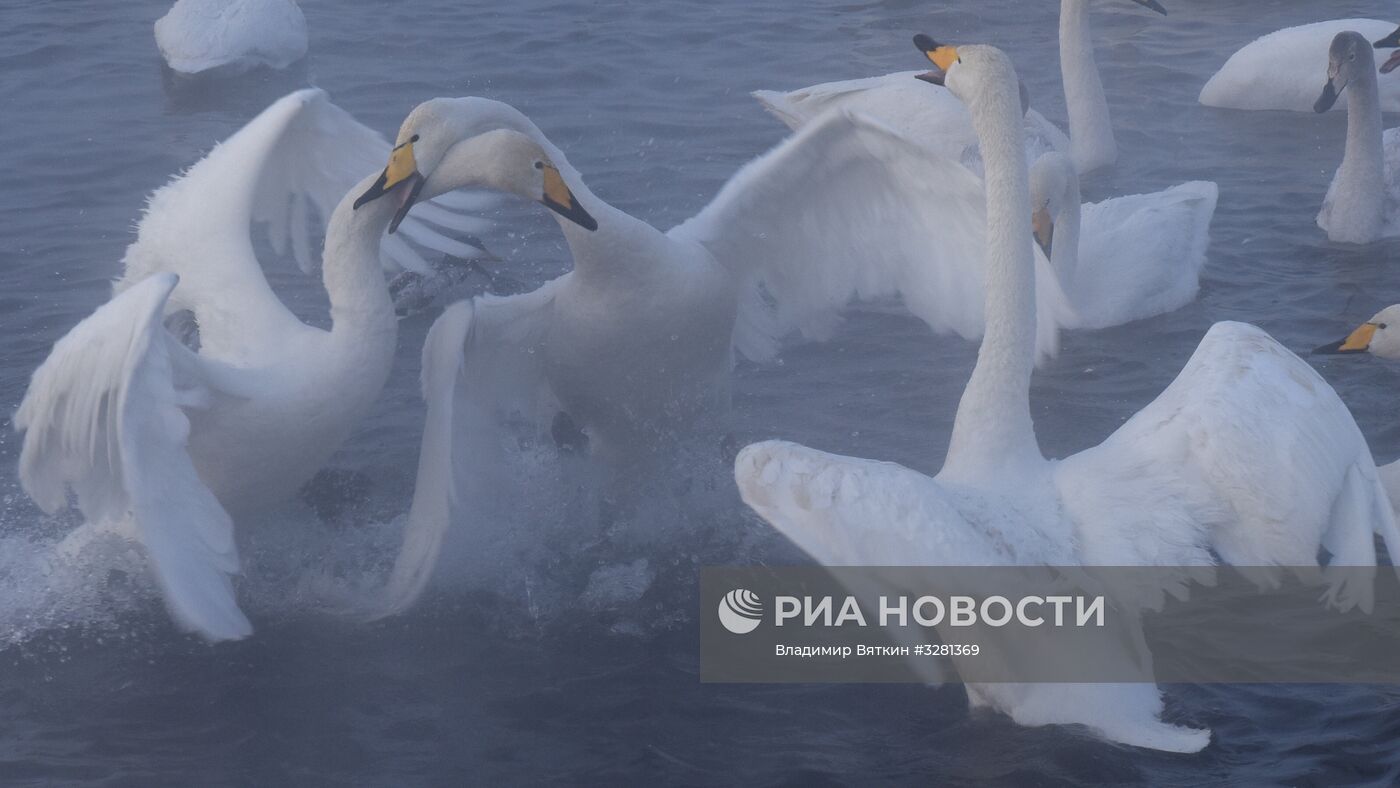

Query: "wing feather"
(672, 110), (1071, 361)
(15, 274), (250, 640)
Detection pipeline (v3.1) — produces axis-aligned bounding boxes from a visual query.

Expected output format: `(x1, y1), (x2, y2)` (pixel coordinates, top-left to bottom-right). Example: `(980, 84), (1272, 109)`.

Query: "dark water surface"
(5, 0), (1400, 784)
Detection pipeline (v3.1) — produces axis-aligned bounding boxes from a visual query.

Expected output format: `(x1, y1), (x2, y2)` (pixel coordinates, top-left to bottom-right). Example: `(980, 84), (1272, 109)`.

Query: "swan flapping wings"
(671, 109), (1073, 362)
(118, 88), (493, 359)
(15, 275), (252, 640)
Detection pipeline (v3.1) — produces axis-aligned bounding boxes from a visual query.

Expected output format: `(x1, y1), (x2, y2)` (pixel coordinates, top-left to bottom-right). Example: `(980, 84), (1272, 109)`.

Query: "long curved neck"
(322, 174), (398, 341)
(1051, 180), (1083, 286)
(1334, 70), (1387, 237)
(942, 72), (1044, 482)
(1060, 0), (1117, 172)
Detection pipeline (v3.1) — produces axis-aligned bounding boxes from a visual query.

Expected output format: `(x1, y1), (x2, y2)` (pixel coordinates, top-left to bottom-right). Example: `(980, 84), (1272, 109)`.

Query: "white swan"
(155, 0), (308, 75)
(752, 0), (1167, 174)
(1201, 20), (1400, 112)
(735, 42), (1399, 753)
(1314, 305), (1400, 514)
(366, 95), (1093, 613)
(13, 89), (504, 641)
(1313, 32), (1400, 244)
(1029, 152), (1217, 328)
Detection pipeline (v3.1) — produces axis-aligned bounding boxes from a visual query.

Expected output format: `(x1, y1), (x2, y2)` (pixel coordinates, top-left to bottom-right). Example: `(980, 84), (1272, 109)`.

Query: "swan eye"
(1378, 323), (1388, 330)
(410, 134), (420, 143)
(534, 161), (544, 170)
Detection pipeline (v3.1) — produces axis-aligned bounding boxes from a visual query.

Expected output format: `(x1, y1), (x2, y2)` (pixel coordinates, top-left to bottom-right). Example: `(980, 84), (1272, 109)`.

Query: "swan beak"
(539, 164), (598, 231)
(1382, 49), (1400, 75)
(1314, 322), (1377, 355)
(1315, 78), (1341, 112)
(913, 35), (957, 86)
(1374, 28), (1400, 50)
(1128, 0), (1167, 14)
(354, 137), (425, 233)
(1033, 206), (1054, 258)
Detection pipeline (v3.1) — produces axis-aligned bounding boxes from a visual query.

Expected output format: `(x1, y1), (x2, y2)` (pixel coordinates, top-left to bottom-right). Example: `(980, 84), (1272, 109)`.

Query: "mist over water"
(5, 0), (1400, 783)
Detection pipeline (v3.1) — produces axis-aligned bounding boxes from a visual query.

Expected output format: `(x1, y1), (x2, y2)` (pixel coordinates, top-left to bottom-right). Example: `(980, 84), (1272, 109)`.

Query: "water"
(4, 0), (1400, 783)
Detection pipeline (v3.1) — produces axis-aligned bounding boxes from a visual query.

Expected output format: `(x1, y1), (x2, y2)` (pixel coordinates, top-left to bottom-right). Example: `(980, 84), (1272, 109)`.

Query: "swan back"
(154, 0), (308, 74)
(1200, 19), (1400, 112)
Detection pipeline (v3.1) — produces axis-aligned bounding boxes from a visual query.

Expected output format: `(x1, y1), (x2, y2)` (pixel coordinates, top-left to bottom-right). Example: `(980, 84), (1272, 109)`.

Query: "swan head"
(1029, 153), (1079, 257)
(912, 38), (1018, 113)
(1315, 305), (1400, 359)
(1374, 26), (1400, 74)
(1316, 31), (1377, 112)
(355, 98), (597, 232)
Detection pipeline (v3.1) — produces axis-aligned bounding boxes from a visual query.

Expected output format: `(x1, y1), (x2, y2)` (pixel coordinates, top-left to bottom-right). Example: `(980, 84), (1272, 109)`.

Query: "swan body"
(370, 94), (1093, 613)
(155, 0), (308, 75)
(1201, 19), (1400, 112)
(1030, 152), (1217, 328)
(736, 44), (1398, 752)
(14, 89), (489, 640)
(1314, 32), (1400, 244)
(753, 0), (1165, 174)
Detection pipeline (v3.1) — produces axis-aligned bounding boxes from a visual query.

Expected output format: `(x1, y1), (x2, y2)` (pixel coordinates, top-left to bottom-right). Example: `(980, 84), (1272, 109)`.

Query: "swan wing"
(118, 89), (492, 359)
(735, 441), (1027, 567)
(1069, 181), (1218, 328)
(14, 274), (251, 640)
(1199, 19), (1400, 112)
(671, 110), (1070, 362)
(1057, 322), (1400, 610)
(378, 280), (563, 614)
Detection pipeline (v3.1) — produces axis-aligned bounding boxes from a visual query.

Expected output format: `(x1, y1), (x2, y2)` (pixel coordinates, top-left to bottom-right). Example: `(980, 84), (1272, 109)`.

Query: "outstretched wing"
(376, 280), (564, 615)
(670, 110), (1071, 362)
(118, 89), (493, 358)
(1058, 321), (1400, 611)
(15, 274), (251, 640)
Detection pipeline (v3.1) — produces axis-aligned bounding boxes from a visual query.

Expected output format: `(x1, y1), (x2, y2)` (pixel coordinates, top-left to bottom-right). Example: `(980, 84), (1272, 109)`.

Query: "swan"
(752, 0), (1167, 174)
(1314, 305), (1400, 514)
(1201, 20), (1400, 112)
(1313, 31), (1400, 244)
(155, 0), (308, 75)
(735, 41), (1399, 753)
(13, 89), (508, 641)
(363, 94), (1096, 613)
(1029, 152), (1217, 328)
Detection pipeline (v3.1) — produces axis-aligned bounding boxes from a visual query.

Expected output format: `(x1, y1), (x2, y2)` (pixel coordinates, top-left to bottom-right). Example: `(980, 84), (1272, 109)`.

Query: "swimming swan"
(1315, 305), (1400, 515)
(1313, 31), (1400, 244)
(735, 42), (1399, 753)
(155, 0), (308, 75)
(1029, 151), (1217, 328)
(752, 0), (1167, 174)
(364, 94), (1089, 614)
(1201, 19), (1400, 112)
(14, 89), (504, 641)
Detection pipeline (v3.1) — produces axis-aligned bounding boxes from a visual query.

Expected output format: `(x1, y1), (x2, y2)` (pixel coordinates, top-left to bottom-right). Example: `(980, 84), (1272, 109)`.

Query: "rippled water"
(6, 0), (1400, 784)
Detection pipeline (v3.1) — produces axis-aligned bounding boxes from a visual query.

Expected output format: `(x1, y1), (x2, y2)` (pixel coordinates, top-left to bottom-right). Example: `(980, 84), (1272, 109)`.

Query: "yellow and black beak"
(354, 135), (425, 234)
(913, 34), (958, 86)
(1033, 205), (1054, 258)
(1314, 322), (1378, 355)
(539, 163), (598, 231)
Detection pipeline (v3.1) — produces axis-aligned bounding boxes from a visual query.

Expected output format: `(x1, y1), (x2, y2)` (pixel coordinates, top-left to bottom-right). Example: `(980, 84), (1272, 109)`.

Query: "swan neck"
(322, 176), (397, 339)
(1340, 74), (1385, 196)
(1051, 185), (1082, 286)
(943, 72), (1043, 480)
(1059, 0), (1116, 171)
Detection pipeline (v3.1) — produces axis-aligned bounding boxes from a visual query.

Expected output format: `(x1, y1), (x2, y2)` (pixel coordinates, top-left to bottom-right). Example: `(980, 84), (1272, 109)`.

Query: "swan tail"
(15, 274), (249, 640)
(377, 301), (476, 616)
